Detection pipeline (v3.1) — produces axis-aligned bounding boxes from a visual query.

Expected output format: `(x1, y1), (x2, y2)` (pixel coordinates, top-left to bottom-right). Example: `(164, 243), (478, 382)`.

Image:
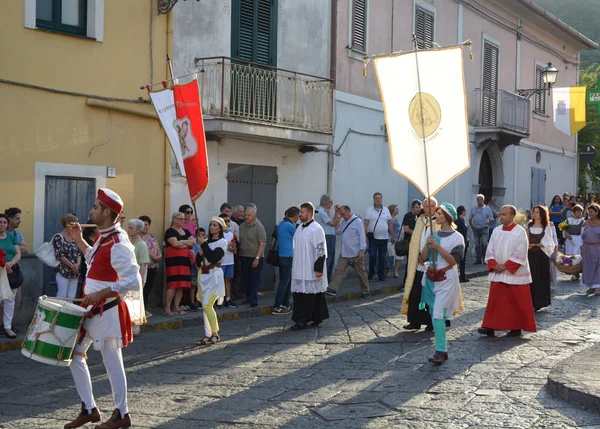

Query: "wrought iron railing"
(473, 89), (530, 135)
(194, 56), (333, 134)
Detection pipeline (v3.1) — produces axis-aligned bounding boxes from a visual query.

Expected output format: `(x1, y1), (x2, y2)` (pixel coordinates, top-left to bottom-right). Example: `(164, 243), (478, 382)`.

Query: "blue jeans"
(473, 227), (489, 262)
(368, 238), (388, 280)
(325, 235), (336, 280)
(240, 256), (264, 304)
(274, 257), (293, 307)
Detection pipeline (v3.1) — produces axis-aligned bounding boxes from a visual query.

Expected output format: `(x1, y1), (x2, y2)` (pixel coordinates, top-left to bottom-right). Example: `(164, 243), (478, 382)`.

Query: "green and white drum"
(21, 296), (86, 366)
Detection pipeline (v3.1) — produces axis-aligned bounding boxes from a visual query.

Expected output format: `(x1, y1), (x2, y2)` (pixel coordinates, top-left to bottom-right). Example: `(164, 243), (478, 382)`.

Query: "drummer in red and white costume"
(65, 188), (142, 429)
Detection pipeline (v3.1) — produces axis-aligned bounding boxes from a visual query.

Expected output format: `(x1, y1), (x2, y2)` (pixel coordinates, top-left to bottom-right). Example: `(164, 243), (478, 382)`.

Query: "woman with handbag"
(0, 213), (21, 338)
(53, 213), (81, 299)
(419, 203), (464, 366)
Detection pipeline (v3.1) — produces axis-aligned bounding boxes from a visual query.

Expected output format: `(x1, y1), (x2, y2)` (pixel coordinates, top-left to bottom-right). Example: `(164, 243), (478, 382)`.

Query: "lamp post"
(517, 62), (559, 99)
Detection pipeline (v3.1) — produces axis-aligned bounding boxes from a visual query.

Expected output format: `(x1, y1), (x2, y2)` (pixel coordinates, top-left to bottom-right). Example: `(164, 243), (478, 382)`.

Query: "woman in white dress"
(564, 204), (584, 281)
(420, 202), (465, 366)
(195, 217), (228, 346)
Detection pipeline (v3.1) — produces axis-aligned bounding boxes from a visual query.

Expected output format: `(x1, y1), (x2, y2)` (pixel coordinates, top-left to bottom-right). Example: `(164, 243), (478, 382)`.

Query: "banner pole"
(167, 54), (175, 80)
(412, 34), (436, 269)
(193, 201), (201, 231)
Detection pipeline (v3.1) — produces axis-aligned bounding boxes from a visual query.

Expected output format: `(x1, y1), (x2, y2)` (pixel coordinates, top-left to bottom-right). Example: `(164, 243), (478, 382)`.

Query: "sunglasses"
(185, 210), (193, 214)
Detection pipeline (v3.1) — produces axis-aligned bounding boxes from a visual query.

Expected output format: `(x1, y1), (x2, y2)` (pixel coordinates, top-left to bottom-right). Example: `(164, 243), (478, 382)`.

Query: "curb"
(1, 269), (489, 351)
(546, 344), (600, 413)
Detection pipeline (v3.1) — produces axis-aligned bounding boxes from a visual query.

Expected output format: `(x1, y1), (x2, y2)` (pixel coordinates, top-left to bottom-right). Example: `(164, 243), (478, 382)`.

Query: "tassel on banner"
(465, 40), (474, 61)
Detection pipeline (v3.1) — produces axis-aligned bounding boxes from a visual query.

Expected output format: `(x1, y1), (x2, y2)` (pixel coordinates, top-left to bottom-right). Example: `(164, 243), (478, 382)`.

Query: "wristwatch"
(255, 256), (260, 260)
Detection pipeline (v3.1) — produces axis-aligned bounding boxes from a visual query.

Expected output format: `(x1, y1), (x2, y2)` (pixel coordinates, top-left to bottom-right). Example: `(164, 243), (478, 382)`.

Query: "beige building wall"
(0, 1), (170, 246)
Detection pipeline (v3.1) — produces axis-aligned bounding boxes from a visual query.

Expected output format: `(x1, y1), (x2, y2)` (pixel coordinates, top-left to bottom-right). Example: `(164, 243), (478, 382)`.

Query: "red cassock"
(482, 259), (537, 332)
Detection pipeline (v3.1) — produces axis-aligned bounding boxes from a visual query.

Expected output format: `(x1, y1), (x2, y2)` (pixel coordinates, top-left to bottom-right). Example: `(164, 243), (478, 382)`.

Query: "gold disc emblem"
(408, 92), (441, 138)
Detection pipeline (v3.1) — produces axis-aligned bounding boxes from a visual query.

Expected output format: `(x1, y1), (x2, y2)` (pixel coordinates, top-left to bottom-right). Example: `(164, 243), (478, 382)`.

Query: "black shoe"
(368, 273), (375, 280)
(360, 293), (371, 299)
(424, 325), (434, 332)
(379, 277), (387, 282)
(478, 327), (495, 337)
(403, 323), (420, 330)
(250, 303), (258, 308)
(505, 329), (522, 337)
(459, 277), (469, 283)
(474, 260), (482, 265)
(189, 303), (200, 312)
(290, 322), (308, 331)
(325, 287), (337, 296)
(226, 300), (238, 308)
(445, 320), (451, 328)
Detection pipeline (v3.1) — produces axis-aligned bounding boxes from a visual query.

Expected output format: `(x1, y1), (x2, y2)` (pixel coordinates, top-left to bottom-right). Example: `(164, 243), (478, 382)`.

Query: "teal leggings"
(421, 281), (448, 353)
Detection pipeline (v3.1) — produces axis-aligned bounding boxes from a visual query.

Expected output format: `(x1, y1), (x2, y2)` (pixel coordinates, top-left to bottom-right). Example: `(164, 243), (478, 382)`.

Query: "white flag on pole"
(149, 89), (187, 176)
(374, 46), (470, 197)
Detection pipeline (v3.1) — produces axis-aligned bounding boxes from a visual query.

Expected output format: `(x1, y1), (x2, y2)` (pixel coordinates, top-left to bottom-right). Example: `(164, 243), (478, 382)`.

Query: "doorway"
(478, 149), (493, 199)
(43, 176), (96, 296)
(227, 164), (278, 289)
(531, 167), (546, 208)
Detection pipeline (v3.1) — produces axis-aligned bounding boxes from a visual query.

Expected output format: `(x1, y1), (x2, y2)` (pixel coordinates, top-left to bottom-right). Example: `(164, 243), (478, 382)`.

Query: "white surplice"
(291, 220), (328, 294)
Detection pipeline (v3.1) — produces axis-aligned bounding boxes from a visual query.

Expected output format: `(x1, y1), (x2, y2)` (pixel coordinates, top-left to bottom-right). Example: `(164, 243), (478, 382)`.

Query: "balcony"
(472, 89), (530, 149)
(194, 56), (334, 147)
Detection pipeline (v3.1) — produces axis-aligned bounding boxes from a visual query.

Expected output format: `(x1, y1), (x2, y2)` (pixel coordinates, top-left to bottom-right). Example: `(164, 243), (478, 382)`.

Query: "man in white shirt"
(364, 192), (395, 281)
(325, 205), (369, 297)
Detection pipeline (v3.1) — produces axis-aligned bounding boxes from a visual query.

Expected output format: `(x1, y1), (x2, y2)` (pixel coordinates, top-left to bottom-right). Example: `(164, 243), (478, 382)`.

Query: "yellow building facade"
(0, 0), (171, 248)
(0, 1), (172, 318)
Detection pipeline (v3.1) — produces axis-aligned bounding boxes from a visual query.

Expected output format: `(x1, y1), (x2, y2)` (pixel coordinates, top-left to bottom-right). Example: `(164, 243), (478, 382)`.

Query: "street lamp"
(517, 62), (559, 99)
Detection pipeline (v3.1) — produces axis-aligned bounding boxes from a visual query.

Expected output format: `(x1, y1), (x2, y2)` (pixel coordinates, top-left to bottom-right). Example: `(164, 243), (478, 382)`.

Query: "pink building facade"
(332, 0), (596, 212)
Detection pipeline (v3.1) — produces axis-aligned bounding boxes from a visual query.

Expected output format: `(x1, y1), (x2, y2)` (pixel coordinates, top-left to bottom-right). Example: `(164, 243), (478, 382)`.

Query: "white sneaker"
(180, 305), (191, 311)
(132, 325), (141, 336)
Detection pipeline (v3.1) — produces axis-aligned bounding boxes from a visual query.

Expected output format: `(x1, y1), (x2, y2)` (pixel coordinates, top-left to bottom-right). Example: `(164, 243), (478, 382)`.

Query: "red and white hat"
(97, 188), (124, 214)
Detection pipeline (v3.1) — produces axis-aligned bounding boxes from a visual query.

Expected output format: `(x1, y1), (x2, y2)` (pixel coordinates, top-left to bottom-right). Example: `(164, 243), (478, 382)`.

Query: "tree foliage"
(578, 64), (600, 194)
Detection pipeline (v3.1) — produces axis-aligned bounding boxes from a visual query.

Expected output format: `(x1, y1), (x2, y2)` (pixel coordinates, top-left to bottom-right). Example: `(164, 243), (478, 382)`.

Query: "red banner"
(173, 80), (209, 203)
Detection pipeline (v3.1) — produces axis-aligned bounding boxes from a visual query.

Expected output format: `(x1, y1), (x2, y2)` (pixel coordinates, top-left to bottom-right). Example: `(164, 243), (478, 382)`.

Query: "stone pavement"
(2, 273), (600, 428)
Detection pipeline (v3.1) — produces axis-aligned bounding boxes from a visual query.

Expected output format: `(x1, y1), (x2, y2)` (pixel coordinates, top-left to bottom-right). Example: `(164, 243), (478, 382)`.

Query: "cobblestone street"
(2, 274), (600, 428)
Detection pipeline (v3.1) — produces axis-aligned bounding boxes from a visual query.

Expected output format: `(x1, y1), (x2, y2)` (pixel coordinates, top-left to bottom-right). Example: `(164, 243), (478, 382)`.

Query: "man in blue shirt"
(5, 207), (28, 254)
(272, 207), (300, 314)
(315, 195), (340, 282)
(325, 205), (370, 298)
(469, 194), (494, 264)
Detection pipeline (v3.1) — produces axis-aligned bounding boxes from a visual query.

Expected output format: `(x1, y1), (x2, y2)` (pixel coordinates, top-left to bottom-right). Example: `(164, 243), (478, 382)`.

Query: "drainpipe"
(327, 0), (338, 197)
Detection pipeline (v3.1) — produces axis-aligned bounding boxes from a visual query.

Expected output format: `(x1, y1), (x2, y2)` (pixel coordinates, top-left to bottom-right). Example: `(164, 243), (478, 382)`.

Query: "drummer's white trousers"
(2, 299), (14, 329)
(70, 337), (128, 416)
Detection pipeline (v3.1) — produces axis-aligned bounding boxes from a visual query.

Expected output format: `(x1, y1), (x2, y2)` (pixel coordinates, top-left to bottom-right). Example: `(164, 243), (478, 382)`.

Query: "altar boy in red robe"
(478, 205), (537, 338)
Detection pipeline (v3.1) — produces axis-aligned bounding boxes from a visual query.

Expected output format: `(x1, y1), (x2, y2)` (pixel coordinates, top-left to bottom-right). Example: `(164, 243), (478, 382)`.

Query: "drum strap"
(87, 297), (123, 318)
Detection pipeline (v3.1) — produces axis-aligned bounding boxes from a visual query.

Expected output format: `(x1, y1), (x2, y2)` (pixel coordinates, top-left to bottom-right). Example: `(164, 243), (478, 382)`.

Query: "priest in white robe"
(290, 202), (329, 330)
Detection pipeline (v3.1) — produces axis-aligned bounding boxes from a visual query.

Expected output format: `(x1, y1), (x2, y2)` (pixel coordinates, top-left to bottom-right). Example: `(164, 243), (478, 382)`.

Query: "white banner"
(149, 89), (187, 176)
(374, 46), (470, 197)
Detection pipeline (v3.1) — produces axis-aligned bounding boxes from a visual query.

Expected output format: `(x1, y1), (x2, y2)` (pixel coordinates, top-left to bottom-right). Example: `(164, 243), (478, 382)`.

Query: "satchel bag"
(8, 263), (24, 289)
(35, 233), (61, 268)
(426, 267), (447, 282)
(395, 239), (410, 257)
(367, 209), (384, 241)
(266, 248), (279, 267)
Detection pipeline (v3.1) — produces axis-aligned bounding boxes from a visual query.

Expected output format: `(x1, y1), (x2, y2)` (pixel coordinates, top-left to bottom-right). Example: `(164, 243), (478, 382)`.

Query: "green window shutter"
(415, 7), (434, 49)
(352, 0), (367, 52)
(232, 0), (277, 66)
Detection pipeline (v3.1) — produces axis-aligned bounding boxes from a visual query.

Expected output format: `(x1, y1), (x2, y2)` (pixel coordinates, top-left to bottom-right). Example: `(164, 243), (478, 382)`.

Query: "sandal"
(162, 312), (173, 317)
(173, 310), (187, 315)
(210, 334), (220, 344)
(196, 337), (212, 347)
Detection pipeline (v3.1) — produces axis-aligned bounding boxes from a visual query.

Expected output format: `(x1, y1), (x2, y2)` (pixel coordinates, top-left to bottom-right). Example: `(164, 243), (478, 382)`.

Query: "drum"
(21, 296), (86, 366)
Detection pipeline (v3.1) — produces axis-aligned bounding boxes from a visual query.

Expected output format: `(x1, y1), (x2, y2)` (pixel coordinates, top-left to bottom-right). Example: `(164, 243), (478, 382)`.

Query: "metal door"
(227, 164), (278, 290)
(43, 177), (96, 296)
(531, 168), (546, 208)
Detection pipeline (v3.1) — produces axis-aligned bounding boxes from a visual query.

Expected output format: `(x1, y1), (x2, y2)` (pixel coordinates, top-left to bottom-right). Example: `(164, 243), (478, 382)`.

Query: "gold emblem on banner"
(408, 92), (441, 138)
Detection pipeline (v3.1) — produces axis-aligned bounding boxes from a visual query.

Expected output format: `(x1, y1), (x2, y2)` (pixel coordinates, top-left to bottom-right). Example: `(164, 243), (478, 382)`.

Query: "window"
(482, 40), (499, 126)
(534, 65), (546, 115)
(415, 6), (434, 49)
(232, 0), (277, 66)
(351, 0), (367, 53)
(36, 0), (87, 36)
